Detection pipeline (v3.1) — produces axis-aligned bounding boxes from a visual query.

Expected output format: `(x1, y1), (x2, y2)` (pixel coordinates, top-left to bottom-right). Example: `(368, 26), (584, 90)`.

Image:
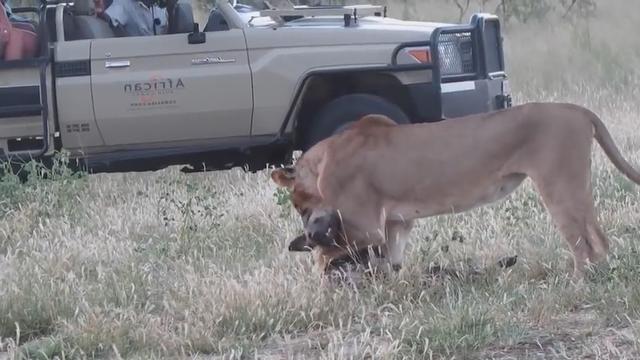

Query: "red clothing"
(1, 0), (38, 61)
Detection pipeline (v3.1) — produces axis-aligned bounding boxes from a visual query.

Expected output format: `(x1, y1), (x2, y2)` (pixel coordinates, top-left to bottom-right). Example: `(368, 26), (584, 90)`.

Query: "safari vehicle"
(0, 0), (512, 176)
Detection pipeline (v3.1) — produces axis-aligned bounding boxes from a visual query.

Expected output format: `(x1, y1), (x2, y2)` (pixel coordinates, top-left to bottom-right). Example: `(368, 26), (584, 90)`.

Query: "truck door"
(90, 22), (252, 146)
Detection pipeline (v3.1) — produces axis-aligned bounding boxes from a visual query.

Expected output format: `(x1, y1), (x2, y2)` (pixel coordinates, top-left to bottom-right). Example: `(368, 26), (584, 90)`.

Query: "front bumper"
(441, 77), (512, 118)
(406, 76), (511, 122)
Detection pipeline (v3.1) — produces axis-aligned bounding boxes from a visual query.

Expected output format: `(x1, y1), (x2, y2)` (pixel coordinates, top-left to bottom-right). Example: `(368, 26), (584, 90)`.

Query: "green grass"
(3, 0), (640, 358)
(3, 107), (640, 358)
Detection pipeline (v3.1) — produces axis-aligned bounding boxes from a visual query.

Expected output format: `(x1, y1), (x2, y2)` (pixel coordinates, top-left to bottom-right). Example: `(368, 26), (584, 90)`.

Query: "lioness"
(271, 102), (640, 278)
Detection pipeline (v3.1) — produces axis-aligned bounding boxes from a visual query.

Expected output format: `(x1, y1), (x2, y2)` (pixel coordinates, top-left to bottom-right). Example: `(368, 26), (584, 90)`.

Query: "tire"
(301, 93), (410, 151)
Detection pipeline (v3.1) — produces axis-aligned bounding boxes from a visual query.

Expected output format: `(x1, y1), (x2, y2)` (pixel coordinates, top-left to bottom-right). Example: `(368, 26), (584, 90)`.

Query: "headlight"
(437, 33), (474, 76)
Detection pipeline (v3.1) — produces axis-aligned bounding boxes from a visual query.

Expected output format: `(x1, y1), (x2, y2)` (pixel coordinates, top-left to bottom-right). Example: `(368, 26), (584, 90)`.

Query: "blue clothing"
(4, 1), (30, 22)
(104, 0), (168, 36)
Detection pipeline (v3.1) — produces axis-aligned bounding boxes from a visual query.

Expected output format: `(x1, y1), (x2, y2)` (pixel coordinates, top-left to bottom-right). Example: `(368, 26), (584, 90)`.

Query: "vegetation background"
(2, 0), (640, 358)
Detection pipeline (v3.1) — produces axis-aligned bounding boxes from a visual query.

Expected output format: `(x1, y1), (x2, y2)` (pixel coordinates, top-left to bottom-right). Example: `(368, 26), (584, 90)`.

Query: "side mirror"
(188, 23), (205, 44)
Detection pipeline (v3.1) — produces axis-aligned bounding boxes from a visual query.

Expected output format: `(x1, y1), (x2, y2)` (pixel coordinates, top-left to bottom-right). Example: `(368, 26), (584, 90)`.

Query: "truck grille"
(437, 32), (474, 76)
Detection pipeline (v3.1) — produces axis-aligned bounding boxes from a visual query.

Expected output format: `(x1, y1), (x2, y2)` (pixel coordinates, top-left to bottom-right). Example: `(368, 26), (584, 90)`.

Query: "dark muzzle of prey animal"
(304, 209), (342, 247)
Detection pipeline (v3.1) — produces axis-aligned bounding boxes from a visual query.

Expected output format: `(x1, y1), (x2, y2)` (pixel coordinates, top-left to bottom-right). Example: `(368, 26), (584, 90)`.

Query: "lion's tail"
(590, 111), (640, 185)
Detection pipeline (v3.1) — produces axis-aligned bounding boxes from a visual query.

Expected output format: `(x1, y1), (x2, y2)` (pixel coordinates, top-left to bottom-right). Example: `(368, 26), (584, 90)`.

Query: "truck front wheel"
(301, 93), (410, 151)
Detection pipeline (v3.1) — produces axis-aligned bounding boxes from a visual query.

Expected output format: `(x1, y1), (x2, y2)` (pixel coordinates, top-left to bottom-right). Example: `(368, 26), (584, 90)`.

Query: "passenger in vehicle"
(3, 0), (17, 20)
(3, 0), (36, 31)
(0, 2), (7, 58)
(1, 0), (38, 61)
(94, 0), (112, 17)
(101, 0), (168, 36)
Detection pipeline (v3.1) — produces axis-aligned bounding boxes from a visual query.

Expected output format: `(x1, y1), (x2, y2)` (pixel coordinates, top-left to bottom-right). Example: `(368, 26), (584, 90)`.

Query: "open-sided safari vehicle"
(0, 0), (511, 176)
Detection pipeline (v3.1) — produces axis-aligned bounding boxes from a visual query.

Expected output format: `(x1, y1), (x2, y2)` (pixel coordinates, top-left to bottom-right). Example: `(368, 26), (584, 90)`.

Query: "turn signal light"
(407, 48), (432, 64)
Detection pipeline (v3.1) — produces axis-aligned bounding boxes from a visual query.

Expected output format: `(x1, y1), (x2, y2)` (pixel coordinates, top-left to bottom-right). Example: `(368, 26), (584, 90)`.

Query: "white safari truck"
(0, 0), (511, 176)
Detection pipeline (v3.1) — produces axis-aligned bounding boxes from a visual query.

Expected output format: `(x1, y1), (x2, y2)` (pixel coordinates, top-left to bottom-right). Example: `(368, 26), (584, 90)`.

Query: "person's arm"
(164, 0), (176, 33)
(103, 0), (127, 29)
(3, 1), (13, 20)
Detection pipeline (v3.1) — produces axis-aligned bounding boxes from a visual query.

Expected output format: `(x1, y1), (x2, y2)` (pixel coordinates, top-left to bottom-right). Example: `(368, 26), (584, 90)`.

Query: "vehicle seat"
(68, 0), (115, 40)
(168, 1), (194, 34)
(203, 9), (227, 32)
(204, 3), (257, 32)
(1, 1), (38, 61)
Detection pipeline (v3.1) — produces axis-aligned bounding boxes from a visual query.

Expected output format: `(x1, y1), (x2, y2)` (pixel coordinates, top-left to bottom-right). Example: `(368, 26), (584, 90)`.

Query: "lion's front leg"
(382, 219), (415, 272)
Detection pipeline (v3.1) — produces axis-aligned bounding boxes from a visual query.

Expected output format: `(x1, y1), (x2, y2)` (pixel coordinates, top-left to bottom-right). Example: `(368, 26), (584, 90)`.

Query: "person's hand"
(93, 0), (105, 15)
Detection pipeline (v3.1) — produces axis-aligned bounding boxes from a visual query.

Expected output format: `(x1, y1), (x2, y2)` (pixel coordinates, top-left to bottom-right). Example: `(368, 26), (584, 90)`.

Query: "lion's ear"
(288, 234), (313, 252)
(271, 167), (296, 188)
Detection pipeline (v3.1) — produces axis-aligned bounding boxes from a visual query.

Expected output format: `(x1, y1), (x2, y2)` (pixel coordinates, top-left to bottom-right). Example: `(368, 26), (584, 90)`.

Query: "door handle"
(105, 60), (130, 69)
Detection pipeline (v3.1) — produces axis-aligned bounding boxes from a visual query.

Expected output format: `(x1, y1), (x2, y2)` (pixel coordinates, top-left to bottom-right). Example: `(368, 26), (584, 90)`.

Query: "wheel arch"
(279, 66), (431, 150)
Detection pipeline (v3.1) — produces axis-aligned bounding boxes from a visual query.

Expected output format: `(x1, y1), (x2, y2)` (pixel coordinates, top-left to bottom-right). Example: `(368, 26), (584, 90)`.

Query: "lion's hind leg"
(529, 170), (609, 278)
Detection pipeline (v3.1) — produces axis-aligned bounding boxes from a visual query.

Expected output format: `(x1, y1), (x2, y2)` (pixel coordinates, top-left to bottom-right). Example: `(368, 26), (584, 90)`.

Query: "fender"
(277, 61), (438, 138)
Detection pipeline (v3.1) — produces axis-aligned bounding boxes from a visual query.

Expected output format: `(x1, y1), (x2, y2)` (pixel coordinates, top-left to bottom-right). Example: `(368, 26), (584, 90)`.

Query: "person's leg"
(4, 26), (37, 60)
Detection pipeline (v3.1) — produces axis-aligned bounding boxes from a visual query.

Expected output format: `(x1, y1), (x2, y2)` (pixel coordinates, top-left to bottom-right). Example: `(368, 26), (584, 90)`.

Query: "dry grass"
(3, 0), (640, 359)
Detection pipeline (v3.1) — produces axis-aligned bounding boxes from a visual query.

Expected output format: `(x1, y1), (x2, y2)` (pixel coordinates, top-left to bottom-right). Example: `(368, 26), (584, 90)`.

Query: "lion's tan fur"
(272, 102), (640, 277)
